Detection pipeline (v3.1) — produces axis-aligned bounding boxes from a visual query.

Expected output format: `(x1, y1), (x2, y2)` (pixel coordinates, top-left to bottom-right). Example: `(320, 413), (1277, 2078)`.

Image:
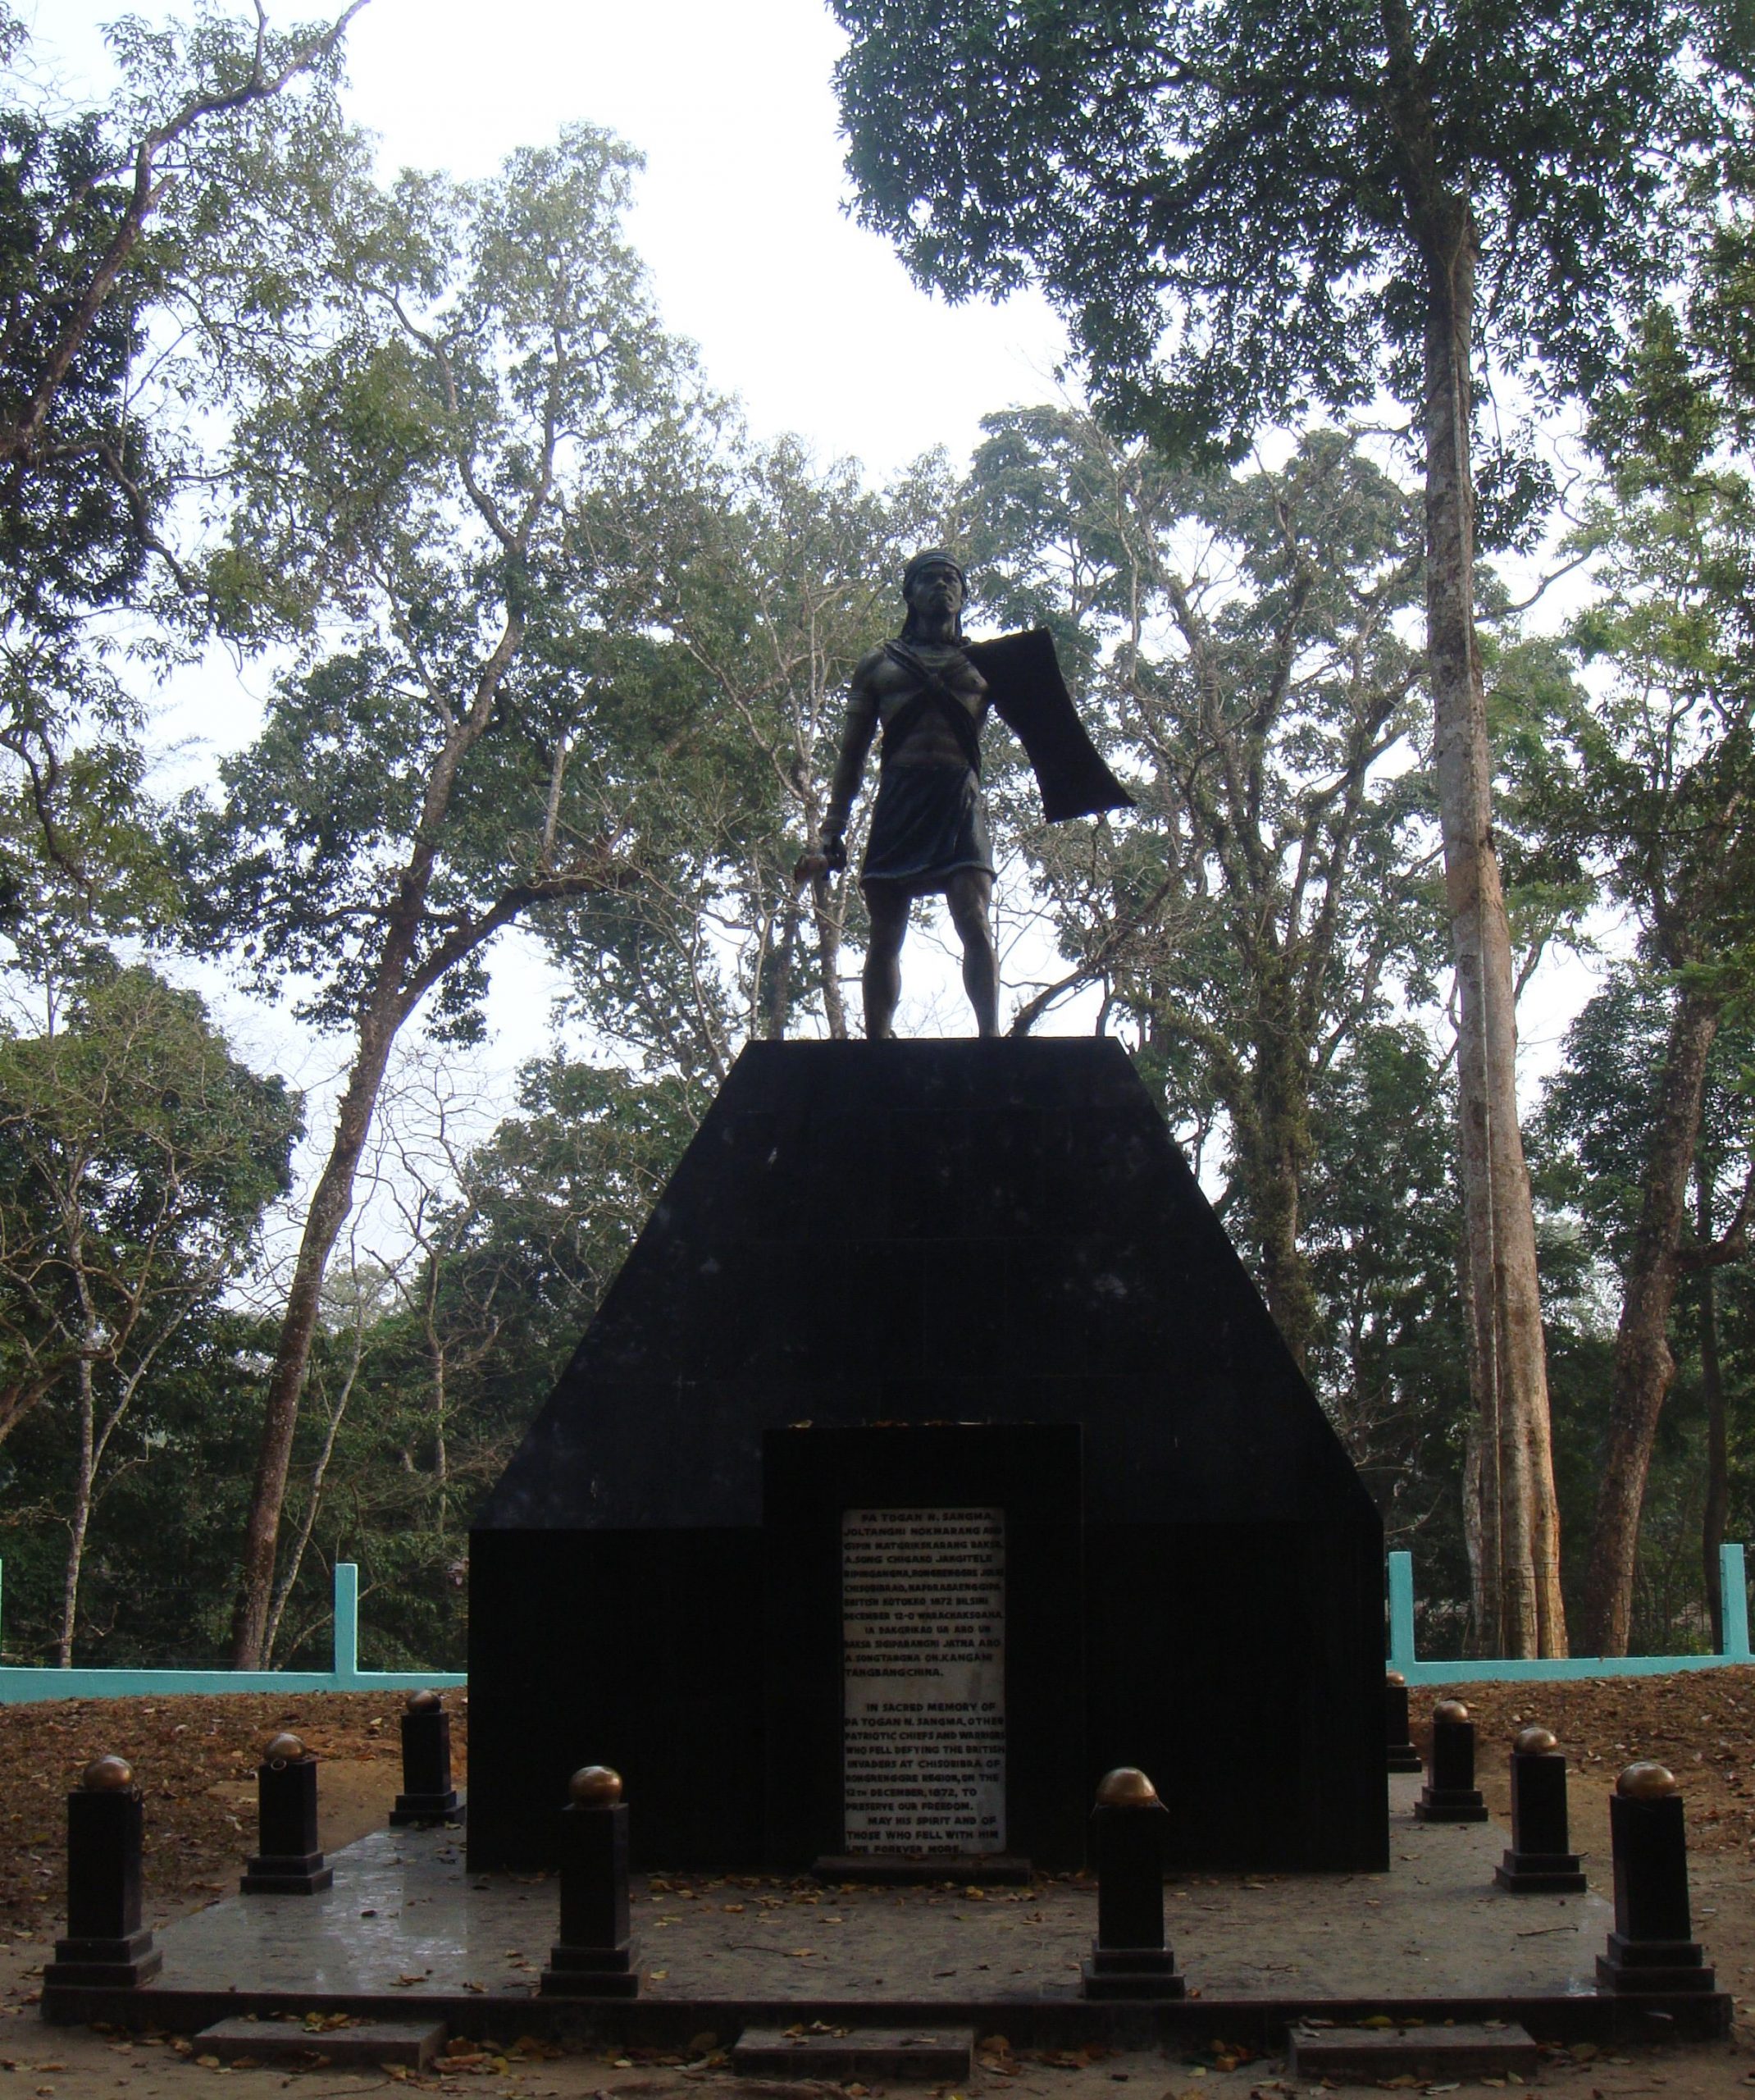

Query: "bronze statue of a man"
(809, 550), (1133, 1041)
(820, 550), (998, 1038)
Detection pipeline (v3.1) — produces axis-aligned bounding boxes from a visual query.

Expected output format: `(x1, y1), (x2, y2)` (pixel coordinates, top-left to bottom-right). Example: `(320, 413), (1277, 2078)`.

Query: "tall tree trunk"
(1461, 1422), (1489, 1655)
(811, 871), (849, 1039)
(1581, 984), (1721, 1654)
(262, 1332), (361, 1668)
(231, 607), (537, 1666)
(231, 1005), (403, 1665)
(1418, 198), (1565, 1658)
(766, 889), (802, 1039)
(57, 1354), (97, 1669)
(1698, 1170), (1728, 1650)
(1241, 997), (1315, 1368)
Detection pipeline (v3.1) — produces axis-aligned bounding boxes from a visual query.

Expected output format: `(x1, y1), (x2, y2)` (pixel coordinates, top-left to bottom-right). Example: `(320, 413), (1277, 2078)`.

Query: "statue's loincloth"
(860, 761), (993, 889)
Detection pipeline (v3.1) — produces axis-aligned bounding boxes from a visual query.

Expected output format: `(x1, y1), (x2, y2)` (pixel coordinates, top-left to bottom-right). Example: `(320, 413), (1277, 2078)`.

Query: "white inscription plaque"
(842, 1507), (1005, 1854)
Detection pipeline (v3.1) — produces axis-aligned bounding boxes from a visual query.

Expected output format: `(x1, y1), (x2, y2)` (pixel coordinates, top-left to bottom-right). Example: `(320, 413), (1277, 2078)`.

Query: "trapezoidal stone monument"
(468, 1037), (1388, 1876)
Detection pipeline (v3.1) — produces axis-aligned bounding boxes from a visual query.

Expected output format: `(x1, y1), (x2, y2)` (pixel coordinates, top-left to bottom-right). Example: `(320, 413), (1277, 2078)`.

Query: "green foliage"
(0, 960), (298, 1660)
(1304, 1024), (1471, 1563)
(967, 409), (1444, 1372)
(829, 0), (1732, 460)
(179, 126), (703, 1043)
(0, 960), (299, 1433)
(1534, 972), (1755, 1647)
(0, 1309), (272, 1666)
(549, 434), (955, 1077)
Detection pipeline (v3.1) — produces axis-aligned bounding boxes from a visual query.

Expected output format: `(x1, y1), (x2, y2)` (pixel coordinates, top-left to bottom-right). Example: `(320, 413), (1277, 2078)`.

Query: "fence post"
(332, 1563), (359, 1683)
(1720, 1544), (1753, 1664)
(1388, 1550), (1416, 1677)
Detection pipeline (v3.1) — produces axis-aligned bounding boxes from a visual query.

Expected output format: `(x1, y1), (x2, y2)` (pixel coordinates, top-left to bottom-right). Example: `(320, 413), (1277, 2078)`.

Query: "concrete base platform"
(193, 2016), (445, 2069)
(1288, 2020), (1540, 2079)
(37, 1777), (1733, 2049)
(732, 2024), (973, 2079)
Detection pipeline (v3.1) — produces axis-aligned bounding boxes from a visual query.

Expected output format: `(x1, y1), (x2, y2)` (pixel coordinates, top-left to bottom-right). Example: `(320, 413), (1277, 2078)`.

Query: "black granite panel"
(1083, 1522), (1387, 1872)
(761, 1425), (1086, 1872)
(476, 1041), (1374, 1534)
(466, 1528), (765, 1873)
(470, 1040), (1386, 1874)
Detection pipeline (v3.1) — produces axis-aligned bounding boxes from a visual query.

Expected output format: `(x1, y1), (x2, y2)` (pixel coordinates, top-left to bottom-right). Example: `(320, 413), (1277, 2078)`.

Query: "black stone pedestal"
(242, 1759), (333, 1893)
(391, 1696), (461, 1826)
(1384, 1677), (1421, 1774)
(1496, 1741), (1586, 1893)
(1416, 1709), (1488, 1824)
(42, 1790), (162, 1989)
(1080, 1783), (1183, 2002)
(468, 1039), (1389, 1879)
(540, 1798), (640, 1998)
(1596, 1789), (1715, 1993)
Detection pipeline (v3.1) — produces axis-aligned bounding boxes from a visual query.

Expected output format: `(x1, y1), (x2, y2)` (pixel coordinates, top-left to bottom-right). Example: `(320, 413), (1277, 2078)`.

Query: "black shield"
(965, 627), (1134, 824)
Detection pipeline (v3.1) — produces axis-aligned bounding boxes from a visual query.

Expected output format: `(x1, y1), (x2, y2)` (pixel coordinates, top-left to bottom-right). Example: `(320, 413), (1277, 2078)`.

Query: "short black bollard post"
(1079, 1767), (1183, 2000)
(390, 1689), (461, 1826)
(1415, 1698), (1488, 1823)
(539, 1766), (640, 1997)
(1596, 1762), (1716, 1993)
(1495, 1725), (1587, 1892)
(240, 1732), (334, 1894)
(1385, 1672), (1421, 1774)
(41, 1756), (162, 1993)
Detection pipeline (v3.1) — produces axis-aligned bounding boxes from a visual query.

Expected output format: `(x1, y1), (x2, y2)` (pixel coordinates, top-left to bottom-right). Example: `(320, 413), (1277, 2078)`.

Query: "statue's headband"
(903, 549), (966, 598)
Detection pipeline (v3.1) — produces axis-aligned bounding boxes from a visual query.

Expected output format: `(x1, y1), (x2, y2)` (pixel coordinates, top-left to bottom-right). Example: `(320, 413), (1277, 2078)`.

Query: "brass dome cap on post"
(1616, 1760), (1680, 1800)
(568, 1764), (623, 1806)
(406, 1688), (442, 1713)
(1094, 1766), (1160, 1809)
(81, 1753), (134, 1792)
(1433, 1699), (1470, 1724)
(1514, 1725), (1559, 1756)
(1384, 1670), (1406, 1687)
(264, 1732), (307, 1766)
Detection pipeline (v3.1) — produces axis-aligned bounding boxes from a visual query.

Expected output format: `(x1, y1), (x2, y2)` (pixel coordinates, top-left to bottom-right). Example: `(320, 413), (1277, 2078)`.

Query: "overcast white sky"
(33, 0), (1069, 480)
(21, 0), (1611, 1253)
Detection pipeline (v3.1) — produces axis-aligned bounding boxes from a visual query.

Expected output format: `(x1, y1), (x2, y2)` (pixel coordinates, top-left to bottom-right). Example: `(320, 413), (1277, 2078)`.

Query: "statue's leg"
(946, 868), (999, 1038)
(863, 883), (909, 1039)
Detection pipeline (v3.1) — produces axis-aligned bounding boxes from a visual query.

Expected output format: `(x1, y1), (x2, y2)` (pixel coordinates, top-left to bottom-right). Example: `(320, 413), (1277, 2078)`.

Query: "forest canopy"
(0, 0), (1749, 1671)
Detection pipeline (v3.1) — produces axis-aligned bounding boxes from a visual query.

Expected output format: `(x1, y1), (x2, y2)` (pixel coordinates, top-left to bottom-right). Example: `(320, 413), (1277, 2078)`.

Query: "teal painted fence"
(1388, 1541), (1755, 1683)
(0, 1561), (465, 1705)
(4, 1545), (1752, 1703)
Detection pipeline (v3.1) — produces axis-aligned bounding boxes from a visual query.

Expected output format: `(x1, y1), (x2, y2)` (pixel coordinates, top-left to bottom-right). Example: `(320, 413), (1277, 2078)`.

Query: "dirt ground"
(0, 1694), (455, 1932)
(0, 1678), (1751, 2099)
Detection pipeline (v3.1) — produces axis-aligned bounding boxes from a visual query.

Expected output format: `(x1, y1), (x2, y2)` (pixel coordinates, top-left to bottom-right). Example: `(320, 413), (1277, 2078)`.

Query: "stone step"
(732, 2025), (974, 2081)
(192, 2017), (446, 2070)
(1288, 2021), (1539, 2080)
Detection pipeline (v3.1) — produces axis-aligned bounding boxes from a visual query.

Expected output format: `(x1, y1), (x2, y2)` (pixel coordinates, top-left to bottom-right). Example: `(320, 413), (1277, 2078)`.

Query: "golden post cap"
(569, 1764), (623, 1806)
(1514, 1725), (1559, 1756)
(264, 1732), (307, 1765)
(1616, 1760), (1679, 1800)
(81, 1754), (134, 1792)
(1433, 1699), (1470, 1724)
(406, 1689), (442, 1713)
(1384, 1671), (1406, 1687)
(1094, 1766), (1160, 1809)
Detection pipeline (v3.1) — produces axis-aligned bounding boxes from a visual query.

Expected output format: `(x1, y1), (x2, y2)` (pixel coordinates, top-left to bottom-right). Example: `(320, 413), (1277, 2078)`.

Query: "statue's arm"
(821, 653), (882, 861)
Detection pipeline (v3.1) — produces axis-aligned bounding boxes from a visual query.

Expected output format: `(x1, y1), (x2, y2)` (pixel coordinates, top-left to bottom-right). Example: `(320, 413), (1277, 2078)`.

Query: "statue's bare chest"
(871, 645), (988, 731)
